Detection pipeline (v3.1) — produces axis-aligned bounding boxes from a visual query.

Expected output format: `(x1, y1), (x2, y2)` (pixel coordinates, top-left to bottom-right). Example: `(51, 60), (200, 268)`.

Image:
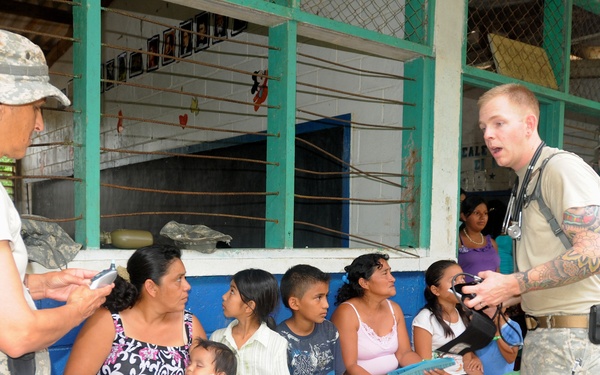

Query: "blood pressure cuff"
(436, 311), (497, 355)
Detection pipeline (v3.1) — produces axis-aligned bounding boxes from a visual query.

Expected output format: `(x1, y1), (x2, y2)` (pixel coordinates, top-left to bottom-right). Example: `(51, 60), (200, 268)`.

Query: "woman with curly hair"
(331, 253), (425, 375)
(65, 245), (206, 375)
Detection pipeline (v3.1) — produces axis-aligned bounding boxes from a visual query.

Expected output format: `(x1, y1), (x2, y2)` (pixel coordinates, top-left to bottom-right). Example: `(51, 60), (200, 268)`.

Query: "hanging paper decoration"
(117, 109), (124, 133)
(179, 113), (188, 129)
(190, 97), (200, 116)
(251, 69), (268, 112)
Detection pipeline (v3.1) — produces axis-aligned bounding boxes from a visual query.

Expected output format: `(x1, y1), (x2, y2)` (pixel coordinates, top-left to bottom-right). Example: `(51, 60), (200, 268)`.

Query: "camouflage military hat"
(21, 216), (81, 269)
(0, 29), (70, 106)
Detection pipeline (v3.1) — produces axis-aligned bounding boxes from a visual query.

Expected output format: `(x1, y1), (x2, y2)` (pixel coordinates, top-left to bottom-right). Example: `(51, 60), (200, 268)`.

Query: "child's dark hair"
(459, 195), (488, 230)
(335, 253), (389, 306)
(280, 264), (330, 309)
(233, 268), (279, 330)
(191, 337), (237, 375)
(423, 260), (470, 338)
(103, 244), (182, 312)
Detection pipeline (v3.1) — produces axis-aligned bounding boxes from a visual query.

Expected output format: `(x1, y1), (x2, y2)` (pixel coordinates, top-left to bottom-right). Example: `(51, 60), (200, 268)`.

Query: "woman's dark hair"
(459, 195), (488, 230)
(233, 268), (279, 330)
(334, 253), (389, 306)
(192, 337), (237, 375)
(103, 244), (182, 312)
(423, 260), (469, 338)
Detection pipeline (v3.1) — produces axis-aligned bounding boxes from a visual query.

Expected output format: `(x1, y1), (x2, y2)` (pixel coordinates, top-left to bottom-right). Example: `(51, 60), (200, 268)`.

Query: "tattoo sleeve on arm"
(515, 205), (600, 293)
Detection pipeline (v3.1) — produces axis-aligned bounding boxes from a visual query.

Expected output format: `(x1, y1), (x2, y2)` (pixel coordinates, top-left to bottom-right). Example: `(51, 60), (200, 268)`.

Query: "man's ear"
(288, 296), (300, 311)
(524, 113), (538, 136)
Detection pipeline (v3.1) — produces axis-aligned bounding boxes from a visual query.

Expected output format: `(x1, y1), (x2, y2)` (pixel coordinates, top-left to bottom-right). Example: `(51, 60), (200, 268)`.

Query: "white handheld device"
(90, 260), (117, 289)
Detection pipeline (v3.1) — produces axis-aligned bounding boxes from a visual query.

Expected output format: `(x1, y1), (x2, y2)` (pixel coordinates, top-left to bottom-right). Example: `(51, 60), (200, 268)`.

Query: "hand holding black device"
(450, 281), (479, 301)
(449, 276), (483, 303)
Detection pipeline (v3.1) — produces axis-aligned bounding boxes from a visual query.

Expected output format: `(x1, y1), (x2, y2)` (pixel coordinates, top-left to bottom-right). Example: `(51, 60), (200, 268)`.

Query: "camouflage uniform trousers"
(0, 350), (51, 375)
(521, 328), (600, 375)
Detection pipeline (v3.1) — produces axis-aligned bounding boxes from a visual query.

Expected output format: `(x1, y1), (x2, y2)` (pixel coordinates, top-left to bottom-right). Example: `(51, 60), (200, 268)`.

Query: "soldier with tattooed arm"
(463, 83), (600, 374)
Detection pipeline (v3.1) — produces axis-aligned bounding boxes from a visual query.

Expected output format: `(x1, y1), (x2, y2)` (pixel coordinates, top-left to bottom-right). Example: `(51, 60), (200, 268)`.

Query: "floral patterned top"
(98, 310), (193, 374)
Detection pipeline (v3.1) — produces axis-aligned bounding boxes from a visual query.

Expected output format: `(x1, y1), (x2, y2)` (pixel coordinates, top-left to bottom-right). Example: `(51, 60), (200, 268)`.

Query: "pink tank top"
(344, 300), (399, 374)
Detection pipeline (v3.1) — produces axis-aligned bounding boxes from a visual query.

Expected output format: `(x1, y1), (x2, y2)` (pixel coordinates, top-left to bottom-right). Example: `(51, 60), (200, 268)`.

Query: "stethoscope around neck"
(502, 141), (546, 240)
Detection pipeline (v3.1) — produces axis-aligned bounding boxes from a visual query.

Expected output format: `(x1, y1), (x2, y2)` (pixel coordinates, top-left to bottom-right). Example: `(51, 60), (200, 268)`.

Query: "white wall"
(23, 0), (411, 250)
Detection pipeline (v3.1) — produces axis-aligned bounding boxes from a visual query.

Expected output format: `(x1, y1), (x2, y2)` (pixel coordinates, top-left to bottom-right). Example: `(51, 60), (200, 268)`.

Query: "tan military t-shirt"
(516, 147), (600, 316)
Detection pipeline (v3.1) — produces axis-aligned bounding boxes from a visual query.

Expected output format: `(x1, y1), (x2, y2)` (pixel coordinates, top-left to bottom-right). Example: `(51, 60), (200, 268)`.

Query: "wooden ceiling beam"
(0, 1), (72, 25)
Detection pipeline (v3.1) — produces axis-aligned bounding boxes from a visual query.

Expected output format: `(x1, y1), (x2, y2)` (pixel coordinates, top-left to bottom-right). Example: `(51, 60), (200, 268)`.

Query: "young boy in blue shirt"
(276, 264), (345, 375)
